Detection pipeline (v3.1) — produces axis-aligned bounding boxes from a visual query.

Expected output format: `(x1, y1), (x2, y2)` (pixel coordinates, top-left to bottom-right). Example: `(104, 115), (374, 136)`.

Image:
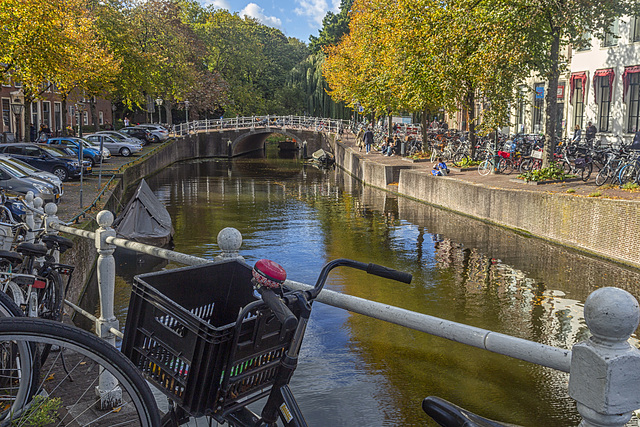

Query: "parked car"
(47, 137), (103, 167)
(0, 160), (60, 203)
(119, 127), (153, 145)
(95, 130), (144, 146)
(0, 143), (91, 181)
(0, 155), (63, 197)
(136, 124), (169, 142)
(84, 134), (143, 157)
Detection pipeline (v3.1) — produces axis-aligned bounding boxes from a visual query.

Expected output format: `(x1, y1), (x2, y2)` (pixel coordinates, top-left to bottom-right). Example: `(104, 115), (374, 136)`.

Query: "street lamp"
(155, 98), (163, 124)
(184, 100), (190, 124)
(10, 102), (24, 141)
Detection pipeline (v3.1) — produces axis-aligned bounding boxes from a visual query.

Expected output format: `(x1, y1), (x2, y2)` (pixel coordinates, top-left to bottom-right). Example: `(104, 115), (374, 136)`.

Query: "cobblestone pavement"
(338, 132), (640, 201)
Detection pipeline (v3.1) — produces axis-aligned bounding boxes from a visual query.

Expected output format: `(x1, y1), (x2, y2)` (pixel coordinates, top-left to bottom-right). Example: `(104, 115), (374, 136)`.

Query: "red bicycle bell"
(252, 259), (287, 289)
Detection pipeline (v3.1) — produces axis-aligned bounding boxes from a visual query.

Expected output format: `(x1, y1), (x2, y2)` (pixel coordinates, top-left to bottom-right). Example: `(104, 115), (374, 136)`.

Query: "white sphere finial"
(584, 287), (640, 345)
(44, 202), (58, 216)
(96, 210), (114, 227)
(25, 192), (34, 203)
(33, 197), (43, 209)
(217, 227), (242, 252)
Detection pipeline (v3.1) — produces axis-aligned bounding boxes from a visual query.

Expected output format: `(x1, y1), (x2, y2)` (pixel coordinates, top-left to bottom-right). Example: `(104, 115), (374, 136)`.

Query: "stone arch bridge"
(173, 115), (347, 157)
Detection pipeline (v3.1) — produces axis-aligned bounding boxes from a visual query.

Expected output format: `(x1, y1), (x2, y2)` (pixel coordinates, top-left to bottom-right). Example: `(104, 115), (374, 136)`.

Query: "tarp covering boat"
(311, 148), (335, 168)
(113, 178), (174, 247)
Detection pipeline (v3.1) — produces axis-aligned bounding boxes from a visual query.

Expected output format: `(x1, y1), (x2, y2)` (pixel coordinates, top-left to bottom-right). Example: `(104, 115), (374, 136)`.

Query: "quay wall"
(331, 138), (640, 269)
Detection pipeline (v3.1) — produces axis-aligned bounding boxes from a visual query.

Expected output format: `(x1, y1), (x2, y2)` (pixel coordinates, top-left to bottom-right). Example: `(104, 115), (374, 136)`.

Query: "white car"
(78, 137), (111, 161)
(84, 134), (143, 157)
(137, 124), (169, 142)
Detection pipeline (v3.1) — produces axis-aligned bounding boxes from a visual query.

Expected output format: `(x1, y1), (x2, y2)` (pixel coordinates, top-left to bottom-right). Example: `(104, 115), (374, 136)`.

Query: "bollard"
(215, 227), (244, 261)
(569, 287), (640, 427)
(24, 192), (35, 243)
(93, 210), (122, 408)
(33, 197), (43, 231)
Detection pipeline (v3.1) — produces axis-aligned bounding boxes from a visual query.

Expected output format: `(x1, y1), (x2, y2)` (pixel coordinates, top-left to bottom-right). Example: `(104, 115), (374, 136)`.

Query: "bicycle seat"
(41, 234), (73, 253)
(0, 250), (23, 267)
(15, 242), (48, 257)
(422, 396), (519, 427)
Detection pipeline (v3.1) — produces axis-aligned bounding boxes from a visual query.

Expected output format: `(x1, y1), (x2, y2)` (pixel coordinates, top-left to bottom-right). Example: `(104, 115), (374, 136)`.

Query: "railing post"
(24, 192), (35, 243)
(215, 227), (244, 261)
(32, 197), (43, 231)
(569, 287), (640, 427)
(93, 210), (122, 408)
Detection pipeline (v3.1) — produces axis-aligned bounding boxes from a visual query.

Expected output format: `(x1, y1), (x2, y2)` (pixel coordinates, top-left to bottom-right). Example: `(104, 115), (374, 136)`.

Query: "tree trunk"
(387, 109), (393, 137)
(165, 102), (173, 127)
(421, 106), (428, 150)
(467, 89), (477, 158)
(543, 30), (561, 169)
(61, 98), (68, 135)
(90, 100), (99, 132)
(24, 99), (33, 142)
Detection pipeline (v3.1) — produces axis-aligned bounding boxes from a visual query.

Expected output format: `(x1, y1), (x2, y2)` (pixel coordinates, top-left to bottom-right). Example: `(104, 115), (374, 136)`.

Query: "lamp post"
(155, 98), (163, 124)
(10, 102), (24, 141)
(76, 102), (85, 138)
(184, 100), (190, 124)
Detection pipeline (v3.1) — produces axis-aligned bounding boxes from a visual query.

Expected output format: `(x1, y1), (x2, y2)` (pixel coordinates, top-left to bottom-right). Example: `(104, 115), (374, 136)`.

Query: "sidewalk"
(339, 132), (640, 201)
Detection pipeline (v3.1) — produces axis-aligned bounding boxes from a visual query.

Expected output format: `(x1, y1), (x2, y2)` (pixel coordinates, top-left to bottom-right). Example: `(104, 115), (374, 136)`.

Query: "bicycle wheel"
(619, 164), (638, 185)
(0, 318), (161, 426)
(38, 271), (63, 322)
(0, 291), (38, 423)
(581, 163), (593, 182)
(560, 160), (573, 175)
(497, 158), (509, 174)
(452, 152), (468, 167)
(519, 158), (532, 173)
(478, 160), (492, 176)
(595, 165), (611, 186)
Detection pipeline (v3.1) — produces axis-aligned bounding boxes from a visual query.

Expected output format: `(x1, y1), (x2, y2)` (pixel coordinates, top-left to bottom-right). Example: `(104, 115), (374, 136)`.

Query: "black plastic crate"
(121, 259), (300, 416)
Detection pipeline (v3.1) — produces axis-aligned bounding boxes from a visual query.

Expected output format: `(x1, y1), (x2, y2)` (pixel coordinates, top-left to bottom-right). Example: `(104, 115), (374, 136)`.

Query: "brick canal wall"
(331, 138), (640, 269)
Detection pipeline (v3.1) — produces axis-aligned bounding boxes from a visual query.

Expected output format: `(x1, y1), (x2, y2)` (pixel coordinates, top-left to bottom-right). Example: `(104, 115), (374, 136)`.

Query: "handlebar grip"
(257, 287), (298, 332)
(365, 263), (412, 284)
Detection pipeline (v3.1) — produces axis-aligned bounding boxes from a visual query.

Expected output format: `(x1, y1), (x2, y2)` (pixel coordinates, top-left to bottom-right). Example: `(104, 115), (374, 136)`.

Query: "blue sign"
(535, 87), (544, 99)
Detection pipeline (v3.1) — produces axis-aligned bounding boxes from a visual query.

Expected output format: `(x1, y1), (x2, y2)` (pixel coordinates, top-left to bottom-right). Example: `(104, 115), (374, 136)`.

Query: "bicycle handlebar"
(310, 258), (412, 299)
(257, 286), (298, 332)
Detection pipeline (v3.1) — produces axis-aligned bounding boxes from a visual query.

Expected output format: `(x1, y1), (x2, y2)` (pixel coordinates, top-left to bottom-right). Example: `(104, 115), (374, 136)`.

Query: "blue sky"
(199, 0), (341, 43)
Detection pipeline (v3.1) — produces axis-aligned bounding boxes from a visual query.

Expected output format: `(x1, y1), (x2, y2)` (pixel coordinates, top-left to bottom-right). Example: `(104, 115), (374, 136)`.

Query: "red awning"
(623, 65), (640, 101)
(570, 72), (587, 104)
(593, 68), (615, 103)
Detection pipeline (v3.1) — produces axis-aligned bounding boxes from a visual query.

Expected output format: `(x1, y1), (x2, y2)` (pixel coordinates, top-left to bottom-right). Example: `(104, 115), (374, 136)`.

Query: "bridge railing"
(22, 197), (640, 426)
(171, 115), (351, 138)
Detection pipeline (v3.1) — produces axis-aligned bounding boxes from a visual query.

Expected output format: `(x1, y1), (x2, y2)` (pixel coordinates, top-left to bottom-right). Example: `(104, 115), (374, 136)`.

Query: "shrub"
(588, 191), (602, 197)
(517, 162), (567, 182)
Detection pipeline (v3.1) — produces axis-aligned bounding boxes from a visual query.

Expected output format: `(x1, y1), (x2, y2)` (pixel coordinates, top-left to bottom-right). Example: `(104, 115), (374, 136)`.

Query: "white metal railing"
(21, 196), (640, 426)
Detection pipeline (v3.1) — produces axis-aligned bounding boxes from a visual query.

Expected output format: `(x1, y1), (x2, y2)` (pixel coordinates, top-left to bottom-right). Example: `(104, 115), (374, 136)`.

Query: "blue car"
(47, 137), (103, 167)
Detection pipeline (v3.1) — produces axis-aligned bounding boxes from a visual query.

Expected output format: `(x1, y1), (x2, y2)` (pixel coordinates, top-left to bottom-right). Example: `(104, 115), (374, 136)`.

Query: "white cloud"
(241, 3), (282, 28)
(294, 0), (340, 27)
(202, 0), (231, 9)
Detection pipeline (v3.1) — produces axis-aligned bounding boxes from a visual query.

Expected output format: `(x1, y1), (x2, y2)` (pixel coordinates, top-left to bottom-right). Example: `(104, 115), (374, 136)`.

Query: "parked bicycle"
(0, 258), (411, 426)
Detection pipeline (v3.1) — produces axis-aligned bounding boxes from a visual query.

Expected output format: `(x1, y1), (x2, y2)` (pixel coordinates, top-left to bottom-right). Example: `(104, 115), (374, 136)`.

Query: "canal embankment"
(330, 135), (640, 270)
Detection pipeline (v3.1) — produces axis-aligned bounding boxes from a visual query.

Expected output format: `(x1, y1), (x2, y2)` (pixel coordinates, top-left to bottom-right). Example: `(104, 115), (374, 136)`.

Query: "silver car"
(0, 161), (59, 203)
(84, 133), (143, 157)
(137, 124), (170, 142)
(0, 155), (63, 196)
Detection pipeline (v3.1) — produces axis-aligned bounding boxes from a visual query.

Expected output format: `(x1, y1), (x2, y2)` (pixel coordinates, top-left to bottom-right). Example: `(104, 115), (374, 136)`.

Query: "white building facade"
(510, 16), (640, 145)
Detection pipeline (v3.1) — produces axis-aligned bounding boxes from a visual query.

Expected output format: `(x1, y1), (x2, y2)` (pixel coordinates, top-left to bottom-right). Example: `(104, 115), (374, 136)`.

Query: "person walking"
(363, 127), (374, 154)
(124, 116), (130, 127)
(585, 121), (597, 146)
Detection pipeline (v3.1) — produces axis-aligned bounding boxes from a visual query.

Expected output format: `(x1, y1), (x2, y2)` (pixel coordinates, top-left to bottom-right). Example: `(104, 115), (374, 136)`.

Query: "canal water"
(111, 145), (640, 426)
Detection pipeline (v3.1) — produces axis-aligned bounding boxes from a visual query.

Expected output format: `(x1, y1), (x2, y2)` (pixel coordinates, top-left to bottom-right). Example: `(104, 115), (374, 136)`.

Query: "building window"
(596, 75), (612, 132)
(99, 111), (104, 125)
(2, 99), (11, 132)
(633, 17), (640, 43)
(628, 72), (640, 133)
(516, 86), (527, 133)
(602, 20), (619, 47)
(533, 83), (544, 133)
(42, 101), (51, 128)
(54, 102), (62, 133)
(573, 78), (585, 129)
(577, 31), (591, 51)
(31, 103), (38, 127)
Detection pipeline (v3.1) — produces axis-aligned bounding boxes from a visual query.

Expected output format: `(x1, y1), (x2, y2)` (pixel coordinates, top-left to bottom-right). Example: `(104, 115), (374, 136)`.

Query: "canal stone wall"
(331, 137), (640, 270)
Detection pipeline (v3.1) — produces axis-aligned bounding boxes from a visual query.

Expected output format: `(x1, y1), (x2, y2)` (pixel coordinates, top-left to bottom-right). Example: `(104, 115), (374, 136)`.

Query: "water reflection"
(106, 152), (640, 426)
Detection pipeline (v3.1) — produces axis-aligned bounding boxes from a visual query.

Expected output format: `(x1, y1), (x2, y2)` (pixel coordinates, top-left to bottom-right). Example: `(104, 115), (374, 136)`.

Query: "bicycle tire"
(519, 158), (532, 173)
(619, 164), (638, 185)
(39, 270), (63, 322)
(0, 318), (161, 426)
(497, 158), (509, 174)
(560, 160), (573, 175)
(0, 291), (38, 422)
(595, 165), (611, 186)
(452, 152), (467, 167)
(581, 163), (593, 182)
(478, 160), (491, 176)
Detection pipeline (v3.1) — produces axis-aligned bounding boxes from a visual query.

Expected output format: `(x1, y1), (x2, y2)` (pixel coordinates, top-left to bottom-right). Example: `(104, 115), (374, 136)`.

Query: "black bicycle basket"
(122, 259), (301, 416)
